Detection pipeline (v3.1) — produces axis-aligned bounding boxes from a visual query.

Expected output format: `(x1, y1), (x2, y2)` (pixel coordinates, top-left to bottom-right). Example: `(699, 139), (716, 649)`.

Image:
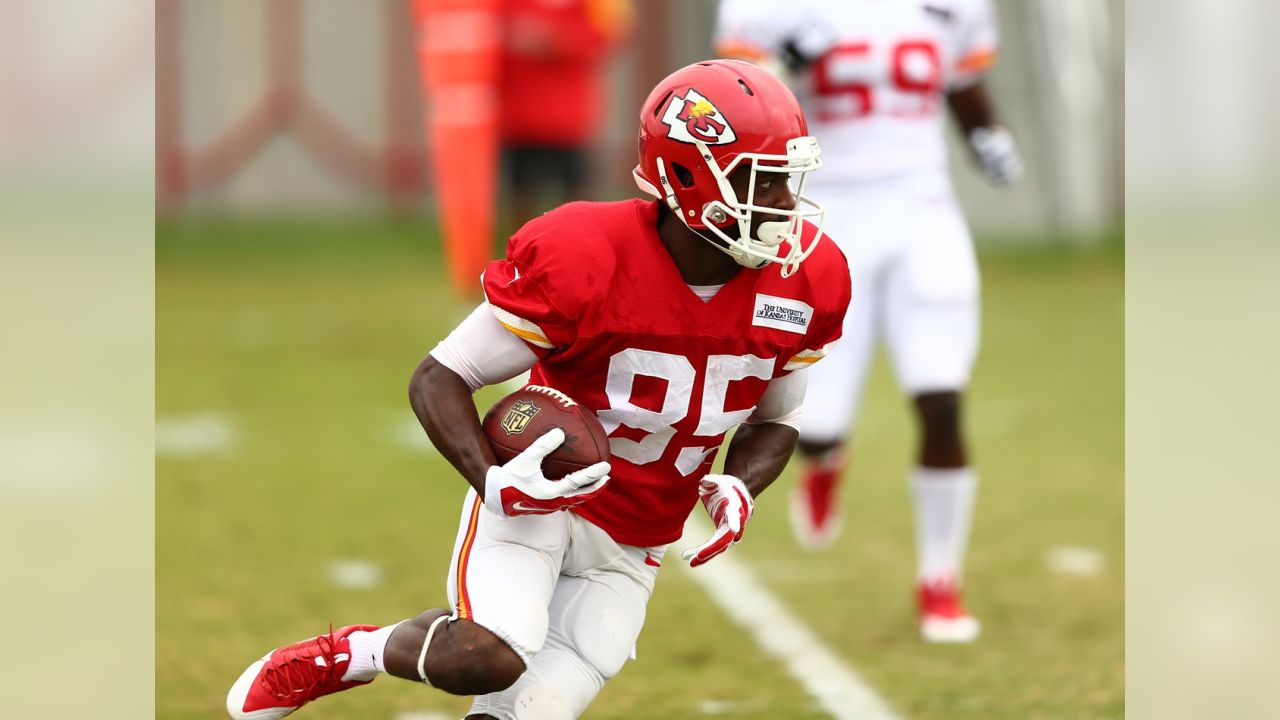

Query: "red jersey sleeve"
(481, 205), (605, 356)
(782, 235), (852, 373)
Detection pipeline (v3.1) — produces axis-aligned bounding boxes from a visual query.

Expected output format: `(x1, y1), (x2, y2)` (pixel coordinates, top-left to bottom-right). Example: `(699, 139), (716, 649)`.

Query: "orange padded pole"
(411, 0), (501, 297)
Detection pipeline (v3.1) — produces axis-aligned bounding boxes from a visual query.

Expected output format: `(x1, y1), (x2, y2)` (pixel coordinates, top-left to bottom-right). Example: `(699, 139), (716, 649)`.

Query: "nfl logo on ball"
(500, 400), (541, 435)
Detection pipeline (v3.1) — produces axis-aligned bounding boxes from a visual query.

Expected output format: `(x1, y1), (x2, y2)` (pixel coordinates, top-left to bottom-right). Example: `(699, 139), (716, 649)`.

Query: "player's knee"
(513, 684), (574, 720)
(571, 607), (635, 680)
(797, 436), (843, 458)
(427, 621), (526, 695)
(915, 391), (962, 437)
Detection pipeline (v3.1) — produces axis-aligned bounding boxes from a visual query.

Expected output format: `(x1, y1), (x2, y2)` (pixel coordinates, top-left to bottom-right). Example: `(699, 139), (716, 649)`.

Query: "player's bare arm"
(946, 80), (998, 135)
(948, 81), (1023, 185)
(681, 427), (797, 568)
(681, 366), (811, 567)
(730, 365), (809, 498)
(409, 301), (611, 516)
(726, 421), (800, 498)
(408, 355), (495, 493)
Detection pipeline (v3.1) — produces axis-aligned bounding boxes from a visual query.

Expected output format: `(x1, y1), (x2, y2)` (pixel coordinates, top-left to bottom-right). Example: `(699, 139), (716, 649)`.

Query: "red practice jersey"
(483, 199), (850, 546)
(500, 0), (632, 146)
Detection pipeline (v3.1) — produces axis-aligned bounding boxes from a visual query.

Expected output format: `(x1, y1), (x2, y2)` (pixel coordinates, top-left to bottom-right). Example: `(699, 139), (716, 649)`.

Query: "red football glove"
(681, 474), (755, 567)
(483, 428), (611, 517)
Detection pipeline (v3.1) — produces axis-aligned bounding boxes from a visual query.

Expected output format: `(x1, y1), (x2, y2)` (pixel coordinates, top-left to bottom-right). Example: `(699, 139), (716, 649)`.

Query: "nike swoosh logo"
(511, 501), (545, 513)
(644, 552), (661, 567)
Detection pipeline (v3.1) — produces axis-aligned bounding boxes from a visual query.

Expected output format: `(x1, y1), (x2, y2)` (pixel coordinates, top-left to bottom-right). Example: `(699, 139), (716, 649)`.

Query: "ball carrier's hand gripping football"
(682, 474), (755, 567)
(484, 428), (611, 517)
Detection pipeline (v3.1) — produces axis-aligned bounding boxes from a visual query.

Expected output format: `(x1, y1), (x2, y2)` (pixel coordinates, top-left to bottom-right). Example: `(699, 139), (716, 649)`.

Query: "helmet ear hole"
(653, 90), (673, 117)
(670, 163), (695, 189)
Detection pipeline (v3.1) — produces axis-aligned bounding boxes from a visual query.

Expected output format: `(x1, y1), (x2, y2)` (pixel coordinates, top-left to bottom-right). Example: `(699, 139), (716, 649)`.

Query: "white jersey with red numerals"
(482, 199), (850, 547)
(715, 0), (999, 182)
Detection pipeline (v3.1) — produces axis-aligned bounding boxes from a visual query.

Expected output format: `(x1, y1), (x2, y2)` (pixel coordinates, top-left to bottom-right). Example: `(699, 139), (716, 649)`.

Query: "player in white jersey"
(716, 0), (1023, 643)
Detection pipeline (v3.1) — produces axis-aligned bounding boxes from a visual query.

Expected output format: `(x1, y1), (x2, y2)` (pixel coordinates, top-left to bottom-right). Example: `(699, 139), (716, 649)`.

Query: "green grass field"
(157, 217), (1123, 719)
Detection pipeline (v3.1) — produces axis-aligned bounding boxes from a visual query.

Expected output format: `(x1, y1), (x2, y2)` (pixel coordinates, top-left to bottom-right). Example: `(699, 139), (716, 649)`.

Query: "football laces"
(526, 385), (577, 408)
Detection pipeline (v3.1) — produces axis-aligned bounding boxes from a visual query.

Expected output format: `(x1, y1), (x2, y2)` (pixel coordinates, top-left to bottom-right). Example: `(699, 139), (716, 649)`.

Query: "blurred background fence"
(156, 0), (1122, 241)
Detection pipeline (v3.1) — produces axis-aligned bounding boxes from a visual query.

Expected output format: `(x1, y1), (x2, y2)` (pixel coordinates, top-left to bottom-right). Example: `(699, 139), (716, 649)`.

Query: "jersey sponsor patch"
(752, 294), (814, 334)
(661, 89), (737, 145)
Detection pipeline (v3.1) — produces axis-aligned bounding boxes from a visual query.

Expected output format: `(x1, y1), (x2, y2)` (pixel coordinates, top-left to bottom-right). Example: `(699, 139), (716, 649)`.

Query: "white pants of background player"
(801, 169), (979, 593)
(800, 169), (980, 442)
(447, 489), (663, 719)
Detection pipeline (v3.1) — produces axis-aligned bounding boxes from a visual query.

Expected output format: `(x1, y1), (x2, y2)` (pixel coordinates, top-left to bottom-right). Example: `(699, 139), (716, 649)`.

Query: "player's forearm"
(946, 82), (998, 135)
(948, 81), (1022, 185)
(724, 422), (800, 498)
(408, 355), (497, 494)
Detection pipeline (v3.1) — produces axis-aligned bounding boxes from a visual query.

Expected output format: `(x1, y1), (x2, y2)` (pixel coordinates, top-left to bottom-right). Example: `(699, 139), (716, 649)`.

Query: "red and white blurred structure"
(155, 0), (1122, 240)
(156, 0), (429, 211)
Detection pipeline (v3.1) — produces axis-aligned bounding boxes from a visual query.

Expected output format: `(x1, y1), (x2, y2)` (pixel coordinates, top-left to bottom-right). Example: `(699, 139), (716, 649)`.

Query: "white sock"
(342, 621), (405, 682)
(910, 466), (977, 584)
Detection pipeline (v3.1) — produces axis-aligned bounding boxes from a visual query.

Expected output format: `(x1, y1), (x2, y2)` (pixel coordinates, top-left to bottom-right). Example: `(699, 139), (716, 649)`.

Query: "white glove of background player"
(968, 126), (1023, 186)
(682, 474), (755, 567)
(484, 428), (610, 517)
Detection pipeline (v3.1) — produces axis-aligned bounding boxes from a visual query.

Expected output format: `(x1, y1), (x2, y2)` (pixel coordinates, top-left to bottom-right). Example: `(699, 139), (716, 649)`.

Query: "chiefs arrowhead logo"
(660, 89), (737, 145)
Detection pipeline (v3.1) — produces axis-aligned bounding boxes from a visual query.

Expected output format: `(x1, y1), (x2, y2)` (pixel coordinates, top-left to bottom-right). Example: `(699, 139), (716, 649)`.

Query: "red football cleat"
(226, 624), (379, 719)
(918, 579), (981, 643)
(789, 458), (844, 550)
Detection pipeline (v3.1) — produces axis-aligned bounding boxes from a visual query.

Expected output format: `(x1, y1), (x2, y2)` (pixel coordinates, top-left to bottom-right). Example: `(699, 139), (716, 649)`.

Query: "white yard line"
(674, 516), (901, 720)
(155, 412), (236, 457)
(393, 413), (439, 455)
(327, 558), (384, 590)
(1047, 545), (1105, 577)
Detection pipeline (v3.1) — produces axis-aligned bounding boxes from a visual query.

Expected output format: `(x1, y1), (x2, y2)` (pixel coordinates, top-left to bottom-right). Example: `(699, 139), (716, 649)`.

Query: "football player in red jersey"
(226, 60), (850, 720)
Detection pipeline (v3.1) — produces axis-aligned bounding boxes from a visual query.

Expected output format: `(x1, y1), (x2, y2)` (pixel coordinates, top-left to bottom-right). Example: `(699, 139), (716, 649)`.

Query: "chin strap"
(416, 615), (451, 686)
(718, 219), (792, 270)
(637, 159), (816, 277)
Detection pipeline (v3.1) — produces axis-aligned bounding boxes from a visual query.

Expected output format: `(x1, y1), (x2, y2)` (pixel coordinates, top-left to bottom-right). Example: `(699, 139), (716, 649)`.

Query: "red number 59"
(812, 39), (941, 121)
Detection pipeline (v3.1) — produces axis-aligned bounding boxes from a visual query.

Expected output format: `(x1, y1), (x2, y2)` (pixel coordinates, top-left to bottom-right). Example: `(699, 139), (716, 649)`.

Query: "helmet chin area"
(695, 136), (826, 277)
(699, 211), (790, 270)
(697, 194), (825, 277)
(640, 136), (827, 277)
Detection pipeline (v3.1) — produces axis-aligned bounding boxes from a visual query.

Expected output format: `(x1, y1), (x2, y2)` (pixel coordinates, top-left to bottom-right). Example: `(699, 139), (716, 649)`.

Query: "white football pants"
(801, 169), (980, 443)
(446, 489), (665, 719)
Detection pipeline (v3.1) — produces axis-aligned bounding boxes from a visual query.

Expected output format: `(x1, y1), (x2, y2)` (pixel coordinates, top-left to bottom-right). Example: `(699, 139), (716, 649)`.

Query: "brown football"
(481, 385), (611, 479)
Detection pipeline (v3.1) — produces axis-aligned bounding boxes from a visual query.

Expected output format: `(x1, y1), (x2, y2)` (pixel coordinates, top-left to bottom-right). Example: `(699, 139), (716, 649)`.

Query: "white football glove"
(968, 126), (1023, 186)
(483, 428), (610, 517)
(681, 474), (755, 567)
